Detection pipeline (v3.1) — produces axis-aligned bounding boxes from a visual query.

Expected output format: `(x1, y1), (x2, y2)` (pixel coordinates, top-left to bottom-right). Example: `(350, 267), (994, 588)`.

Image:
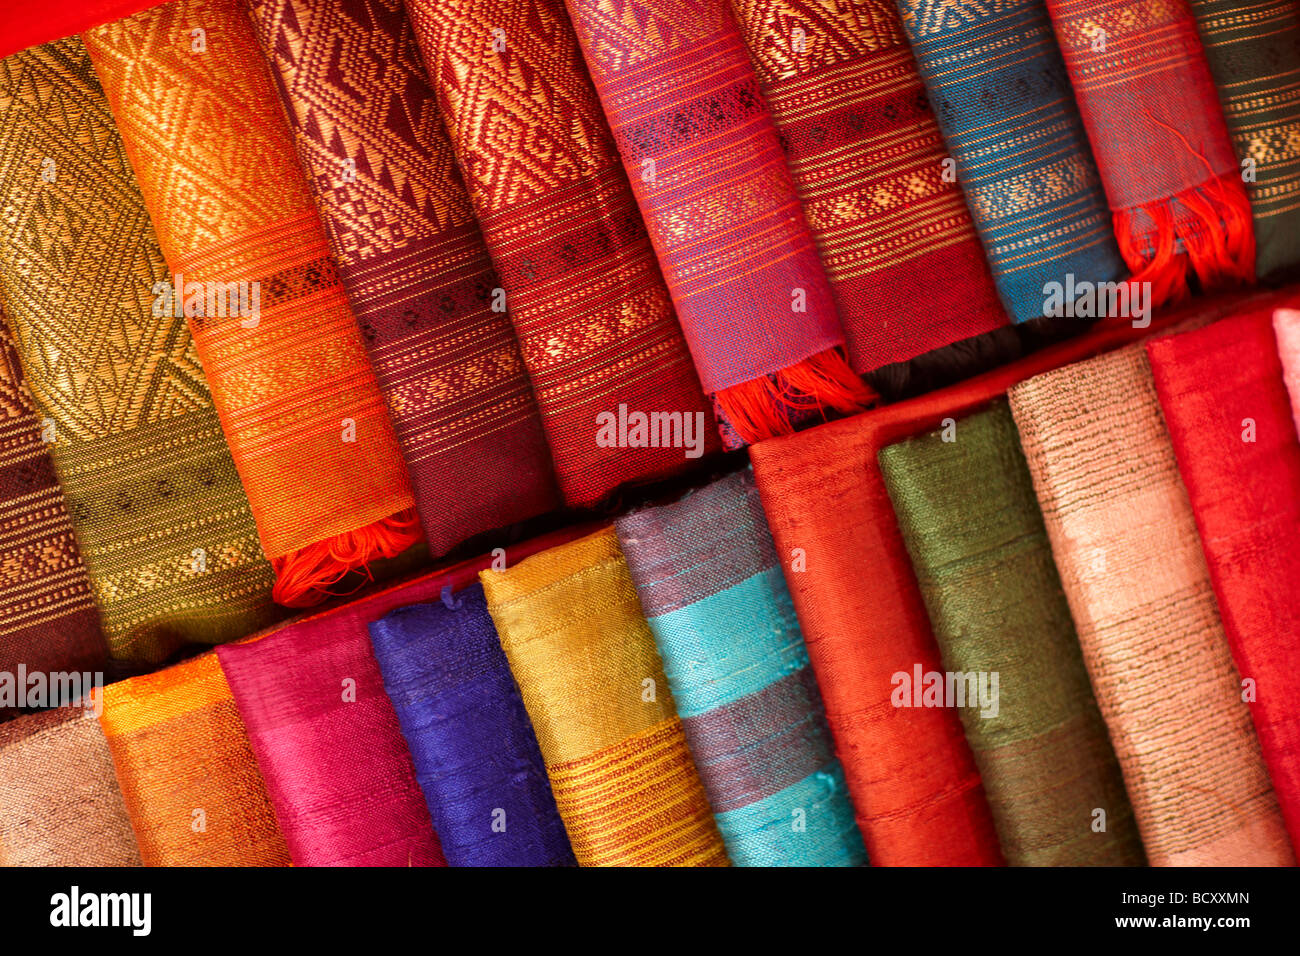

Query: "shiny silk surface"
(83, 0), (418, 573)
(246, 0), (562, 556)
(730, 0), (1009, 372)
(369, 586), (577, 867)
(1148, 304), (1300, 857)
(407, 0), (720, 504)
(481, 528), (729, 866)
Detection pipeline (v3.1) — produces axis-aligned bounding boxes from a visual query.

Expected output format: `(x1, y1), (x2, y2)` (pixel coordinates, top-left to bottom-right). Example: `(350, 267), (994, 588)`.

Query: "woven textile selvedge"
(0, 318), (105, 681)
(1277, 309), (1300, 432)
(1190, 0), (1300, 281)
(1148, 304), (1300, 857)
(615, 469), (866, 866)
(1010, 345), (1295, 865)
(407, 0), (721, 502)
(246, 0), (562, 556)
(0, 37), (282, 662)
(566, 0), (874, 444)
(369, 586), (577, 867)
(748, 288), (1288, 865)
(217, 589), (447, 867)
(879, 402), (1144, 866)
(99, 652), (290, 866)
(1045, 0), (1252, 304)
(83, 0), (421, 606)
(730, 0), (1009, 372)
(896, 0), (1126, 323)
(0, 708), (140, 866)
(481, 528), (729, 866)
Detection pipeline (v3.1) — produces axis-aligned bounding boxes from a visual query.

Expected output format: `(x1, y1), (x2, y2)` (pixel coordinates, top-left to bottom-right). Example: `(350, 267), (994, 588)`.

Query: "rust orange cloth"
(1047, 0), (1253, 305)
(730, 0), (1008, 373)
(98, 651), (290, 866)
(566, 0), (874, 444)
(748, 287), (1286, 865)
(407, 0), (721, 503)
(246, 0), (562, 557)
(1148, 301), (1300, 857)
(481, 528), (729, 866)
(1011, 344), (1295, 865)
(84, 0), (420, 606)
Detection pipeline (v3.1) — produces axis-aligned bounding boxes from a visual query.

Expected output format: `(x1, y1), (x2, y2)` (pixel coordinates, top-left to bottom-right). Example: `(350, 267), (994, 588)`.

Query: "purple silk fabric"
(369, 584), (575, 867)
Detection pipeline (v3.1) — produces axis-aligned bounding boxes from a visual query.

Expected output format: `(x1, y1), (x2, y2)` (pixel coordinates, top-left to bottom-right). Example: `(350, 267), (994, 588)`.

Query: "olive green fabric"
(878, 401), (1143, 866)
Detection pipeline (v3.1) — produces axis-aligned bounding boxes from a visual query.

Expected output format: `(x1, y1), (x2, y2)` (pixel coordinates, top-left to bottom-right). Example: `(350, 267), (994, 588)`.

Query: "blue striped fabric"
(615, 468), (866, 867)
(896, 0), (1126, 323)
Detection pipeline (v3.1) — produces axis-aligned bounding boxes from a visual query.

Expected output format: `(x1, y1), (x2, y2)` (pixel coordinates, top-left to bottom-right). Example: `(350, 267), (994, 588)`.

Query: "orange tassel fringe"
(270, 508), (422, 608)
(713, 347), (877, 445)
(1115, 172), (1256, 310)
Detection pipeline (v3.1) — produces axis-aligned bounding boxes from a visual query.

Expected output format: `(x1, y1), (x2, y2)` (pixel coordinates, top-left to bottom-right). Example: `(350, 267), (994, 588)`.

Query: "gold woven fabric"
(0, 36), (281, 661)
(481, 527), (729, 866)
(0, 708), (141, 866)
(99, 650), (290, 866)
(83, 0), (418, 587)
(1010, 345), (1295, 866)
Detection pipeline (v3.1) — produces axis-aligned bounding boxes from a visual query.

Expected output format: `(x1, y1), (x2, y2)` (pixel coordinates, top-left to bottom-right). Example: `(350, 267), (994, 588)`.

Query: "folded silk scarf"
(566, 0), (874, 444)
(84, 0), (421, 607)
(407, 0), (721, 502)
(1010, 345), (1295, 865)
(1046, 0), (1253, 305)
(369, 586), (577, 867)
(215, 523), (600, 866)
(99, 651), (290, 866)
(896, 0), (1126, 324)
(0, 708), (141, 866)
(879, 402), (1144, 866)
(1148, 304), (1300, 856)
(614, 469), (866, 866)
(0, 37), (282, 662)
(481, 528), (729, 866)
(0, 319), (106, 681)
(246, 0), (562, 556)
(1277, 309), (1300, 431)
(1190, 0), (1300, 282)
(745, 289), (1258, 865)
(730, 0), (1009, 372)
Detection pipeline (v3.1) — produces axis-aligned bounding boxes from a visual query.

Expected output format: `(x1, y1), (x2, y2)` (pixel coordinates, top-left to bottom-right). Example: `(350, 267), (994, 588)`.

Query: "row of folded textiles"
(0, 0), (1299, 651)
(1, 286), (1298, 867)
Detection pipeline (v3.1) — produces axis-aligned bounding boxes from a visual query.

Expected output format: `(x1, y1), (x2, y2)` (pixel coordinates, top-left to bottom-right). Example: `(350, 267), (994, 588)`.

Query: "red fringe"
(713, 347), (877, 444)
(1115, 172), (1256, 310)
(271, 508), (422, 608)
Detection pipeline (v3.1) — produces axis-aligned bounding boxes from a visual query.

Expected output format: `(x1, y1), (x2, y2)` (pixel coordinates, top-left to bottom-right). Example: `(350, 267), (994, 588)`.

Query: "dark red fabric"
(0, 1), (168, 60)
(1146, 299), (1300, 855)
(750, 287), (1290, 865)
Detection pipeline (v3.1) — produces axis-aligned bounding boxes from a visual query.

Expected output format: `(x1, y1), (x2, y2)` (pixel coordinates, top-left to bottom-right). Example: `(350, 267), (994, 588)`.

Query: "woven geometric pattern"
(731, 0), (1009, 372)
(1011, 345), (1294, 865)
(880, 402), (1144, 866)
(481, 527), (729, 866)
(1191, 0), (1300, 280)
(896, 0), (1126, 323)
(246, 0), (561, 556)
(0, 36), (280, 661)
(408, 0), (719, 503)
(83, 0), (416, 566)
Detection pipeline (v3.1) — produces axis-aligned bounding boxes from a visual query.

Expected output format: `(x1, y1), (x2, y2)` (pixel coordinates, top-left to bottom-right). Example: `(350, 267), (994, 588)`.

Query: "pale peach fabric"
(1273, 309), (1300, 435)
(1010, 344), (1294, 867)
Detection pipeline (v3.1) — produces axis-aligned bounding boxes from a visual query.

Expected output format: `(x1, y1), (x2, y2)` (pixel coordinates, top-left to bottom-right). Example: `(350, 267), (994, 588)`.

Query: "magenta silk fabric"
(217, 582), (449, 867)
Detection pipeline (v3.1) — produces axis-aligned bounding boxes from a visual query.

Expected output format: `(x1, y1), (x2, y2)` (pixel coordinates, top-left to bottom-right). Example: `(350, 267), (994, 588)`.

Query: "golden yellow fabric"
(481, 527), (728, 866)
